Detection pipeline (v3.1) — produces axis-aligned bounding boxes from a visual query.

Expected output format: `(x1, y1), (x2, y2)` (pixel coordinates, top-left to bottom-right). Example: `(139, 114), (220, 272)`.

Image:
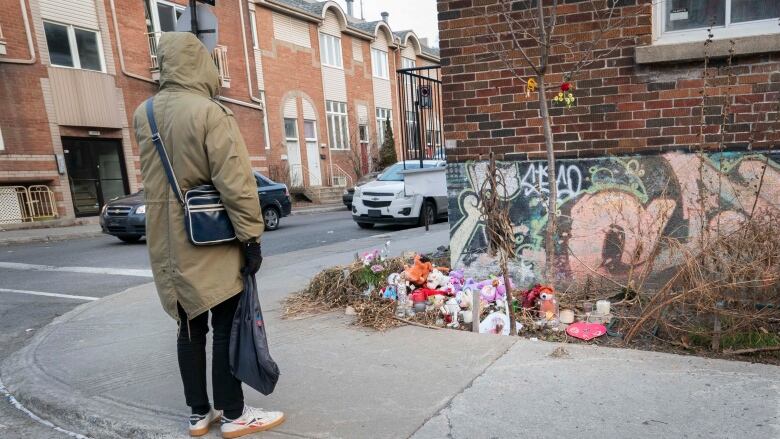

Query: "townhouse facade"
(0, 0), (439, 222)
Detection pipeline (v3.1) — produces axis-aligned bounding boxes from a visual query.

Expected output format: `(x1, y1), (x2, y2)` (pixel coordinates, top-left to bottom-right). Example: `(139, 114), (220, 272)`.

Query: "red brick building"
(0, 0), (439, 222)
(437, 0), (780, 283)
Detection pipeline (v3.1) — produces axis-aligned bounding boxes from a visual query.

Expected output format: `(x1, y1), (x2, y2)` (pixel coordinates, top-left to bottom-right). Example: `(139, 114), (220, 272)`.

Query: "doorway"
(303, 120), (322, 186)
(284, 118), (304, 187)
(62, 138), (129, 217)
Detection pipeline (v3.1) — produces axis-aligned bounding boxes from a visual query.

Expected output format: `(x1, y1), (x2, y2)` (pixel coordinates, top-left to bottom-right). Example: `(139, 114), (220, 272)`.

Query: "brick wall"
(437, 0), (780, 162)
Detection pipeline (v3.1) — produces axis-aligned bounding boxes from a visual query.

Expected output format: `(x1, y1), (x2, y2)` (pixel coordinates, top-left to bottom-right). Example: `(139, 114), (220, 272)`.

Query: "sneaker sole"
(221, 414), (286, 439)
(190, 414), (222, 437)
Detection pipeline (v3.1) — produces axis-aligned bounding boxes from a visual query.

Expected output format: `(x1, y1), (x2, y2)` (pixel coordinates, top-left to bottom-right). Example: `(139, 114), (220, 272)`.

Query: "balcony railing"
(212, 45), (230, 88)
(147, 32), (230, 88)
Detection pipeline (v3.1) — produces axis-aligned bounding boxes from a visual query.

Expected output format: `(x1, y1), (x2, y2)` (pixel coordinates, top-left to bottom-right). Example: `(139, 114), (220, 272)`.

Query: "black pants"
(177, 293), (244, 416)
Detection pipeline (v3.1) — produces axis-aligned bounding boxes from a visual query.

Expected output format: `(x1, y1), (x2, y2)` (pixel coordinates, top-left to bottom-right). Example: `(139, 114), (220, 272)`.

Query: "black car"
(100, 172), (292, 243)
(342, 172), (380, 210)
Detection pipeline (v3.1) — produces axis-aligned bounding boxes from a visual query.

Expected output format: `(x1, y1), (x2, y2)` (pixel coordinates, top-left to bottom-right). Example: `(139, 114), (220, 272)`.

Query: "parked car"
(351, 160), (447, 229)
(100, 173), (291, 242)
(342, 172), (380, 210)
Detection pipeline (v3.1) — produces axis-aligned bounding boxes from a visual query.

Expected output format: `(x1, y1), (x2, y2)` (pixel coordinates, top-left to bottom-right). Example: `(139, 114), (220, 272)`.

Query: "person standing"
(133, 32), (284, 438)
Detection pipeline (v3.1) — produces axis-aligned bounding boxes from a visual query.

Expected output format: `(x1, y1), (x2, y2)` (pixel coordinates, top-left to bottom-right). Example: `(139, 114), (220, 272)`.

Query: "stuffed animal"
(538, 288), (558, 322)
(426, 268), (450, 290)
(404, 255), (433, 286)
(382, 273), (399, 300)
(448, 270), (465, 292)
(440, 297), (461, 328)
(521, 285), (553, 309)
(457, 287), (474, 310)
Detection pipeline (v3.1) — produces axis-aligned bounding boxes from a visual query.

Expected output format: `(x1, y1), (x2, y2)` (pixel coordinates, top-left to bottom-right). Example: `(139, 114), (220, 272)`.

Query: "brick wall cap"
(636, 33), (780, 64)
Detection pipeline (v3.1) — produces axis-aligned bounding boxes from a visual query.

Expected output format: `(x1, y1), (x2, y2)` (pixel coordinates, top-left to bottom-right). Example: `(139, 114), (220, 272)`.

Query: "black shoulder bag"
(145, 98), (237, 246)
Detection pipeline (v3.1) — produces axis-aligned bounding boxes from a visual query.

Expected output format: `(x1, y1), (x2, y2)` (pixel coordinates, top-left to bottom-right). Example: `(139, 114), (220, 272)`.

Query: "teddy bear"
(426, 268), (450, 291)
(404, 255), (433, 286)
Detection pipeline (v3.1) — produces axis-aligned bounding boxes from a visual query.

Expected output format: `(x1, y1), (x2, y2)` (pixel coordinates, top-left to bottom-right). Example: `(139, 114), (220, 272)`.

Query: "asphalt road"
(0, 210), (428, 438)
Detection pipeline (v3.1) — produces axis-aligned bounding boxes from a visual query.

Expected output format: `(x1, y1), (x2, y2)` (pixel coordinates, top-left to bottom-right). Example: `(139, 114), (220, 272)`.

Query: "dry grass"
(626, 211), (780, 354)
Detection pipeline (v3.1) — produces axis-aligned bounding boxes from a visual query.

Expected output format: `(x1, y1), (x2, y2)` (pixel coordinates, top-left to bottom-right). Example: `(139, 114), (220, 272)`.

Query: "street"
(0, 210), (427, 438)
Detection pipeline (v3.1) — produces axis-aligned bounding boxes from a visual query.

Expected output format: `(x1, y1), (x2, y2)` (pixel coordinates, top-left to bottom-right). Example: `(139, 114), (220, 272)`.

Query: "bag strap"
(145, 98), (184, 205)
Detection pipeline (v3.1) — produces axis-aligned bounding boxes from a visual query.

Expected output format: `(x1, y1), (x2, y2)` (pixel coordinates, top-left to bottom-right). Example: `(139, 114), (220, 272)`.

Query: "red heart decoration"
(566, 322), (606, 341)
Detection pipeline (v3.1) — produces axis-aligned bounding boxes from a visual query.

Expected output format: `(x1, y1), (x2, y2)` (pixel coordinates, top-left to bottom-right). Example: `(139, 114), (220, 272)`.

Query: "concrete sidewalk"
(0, 223), (103, 246)
(0, 204), (345, 246)
(3, 222), (779, 439)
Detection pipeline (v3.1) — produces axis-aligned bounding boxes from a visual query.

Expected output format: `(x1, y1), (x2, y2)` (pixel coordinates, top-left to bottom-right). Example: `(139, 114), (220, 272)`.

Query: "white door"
(303, 120), (322, 186)
(284, 118), (303, 187)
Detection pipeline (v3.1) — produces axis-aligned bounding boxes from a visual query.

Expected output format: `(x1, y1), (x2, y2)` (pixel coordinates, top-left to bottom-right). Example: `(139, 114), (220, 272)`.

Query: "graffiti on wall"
(447, 151), (780, 286)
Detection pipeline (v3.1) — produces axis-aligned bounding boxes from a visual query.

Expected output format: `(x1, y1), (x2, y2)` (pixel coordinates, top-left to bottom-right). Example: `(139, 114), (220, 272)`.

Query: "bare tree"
(483, 0), (641, 283)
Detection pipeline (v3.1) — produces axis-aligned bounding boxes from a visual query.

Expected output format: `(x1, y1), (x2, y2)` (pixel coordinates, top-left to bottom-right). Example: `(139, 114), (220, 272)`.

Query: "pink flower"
(371, 264), (384, 273)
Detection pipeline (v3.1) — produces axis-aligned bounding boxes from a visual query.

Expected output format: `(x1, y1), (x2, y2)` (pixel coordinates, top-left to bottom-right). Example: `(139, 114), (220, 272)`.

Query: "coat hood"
(158, 32), (220, 98)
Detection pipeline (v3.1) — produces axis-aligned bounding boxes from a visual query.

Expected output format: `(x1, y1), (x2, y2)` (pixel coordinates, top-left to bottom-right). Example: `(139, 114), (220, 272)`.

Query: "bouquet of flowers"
(356, 242), (392, 292)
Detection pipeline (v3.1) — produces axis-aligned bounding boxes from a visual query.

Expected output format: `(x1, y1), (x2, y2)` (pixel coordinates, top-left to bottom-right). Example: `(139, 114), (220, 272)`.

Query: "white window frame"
(319, 33), (343, 68)
(43, 21), (106, 72)
(326, 101), (349, 150)
(371, 48), (389, 79)
(401, 57), (416, 69)
(148, 0), (185, 36)
(375, 107), (392, 146)
(653, 0), (780, 44)
(0, 126), (5, 151)
(250, 9), (260, 50)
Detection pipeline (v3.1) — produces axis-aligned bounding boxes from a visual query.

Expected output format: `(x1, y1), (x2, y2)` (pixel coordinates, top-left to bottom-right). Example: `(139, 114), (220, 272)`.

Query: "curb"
(0, 231), (105, 247)
(0, 284), (183, 439)
(289, 205), (347, 216)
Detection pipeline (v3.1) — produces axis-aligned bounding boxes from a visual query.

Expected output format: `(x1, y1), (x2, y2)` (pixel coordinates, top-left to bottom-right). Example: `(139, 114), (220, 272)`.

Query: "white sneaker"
(189, 408), (222, 437)
(220, 406), (285, 438)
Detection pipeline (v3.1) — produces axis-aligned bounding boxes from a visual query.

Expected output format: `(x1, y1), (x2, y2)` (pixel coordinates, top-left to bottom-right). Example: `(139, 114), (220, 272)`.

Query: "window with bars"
(319, 33), (343, 68)
(371, 48), (389, 79)
(375, 107), (392, 145)
(656, 0), (779, 43)
(43, 21), (104, 72)
(326, 101), (349, 150)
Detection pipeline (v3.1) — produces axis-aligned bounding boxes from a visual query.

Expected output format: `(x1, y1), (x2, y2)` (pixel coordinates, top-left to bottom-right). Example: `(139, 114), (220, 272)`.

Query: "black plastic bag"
(229, 274), (280, 395)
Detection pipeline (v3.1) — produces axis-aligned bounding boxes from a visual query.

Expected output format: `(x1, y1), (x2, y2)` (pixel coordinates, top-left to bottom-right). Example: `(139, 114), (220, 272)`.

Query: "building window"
(43, 21), (104, 72)
(250, 9), (259, 50)
(655, 0), (780, 43)
(0, 126), (5, 151)
(371, 48), (389, 79)
(375, 107), (392, 145)
(152, 0), (184, 33)
(319, 33), (343, 68)
(326, 101), (349, 150)
(359, 124), (369, 144)
(401, 57), (416, 69)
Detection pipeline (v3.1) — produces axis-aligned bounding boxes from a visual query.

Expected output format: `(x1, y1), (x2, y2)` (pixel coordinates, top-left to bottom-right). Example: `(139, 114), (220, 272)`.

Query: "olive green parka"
(133, 32), (263, 321)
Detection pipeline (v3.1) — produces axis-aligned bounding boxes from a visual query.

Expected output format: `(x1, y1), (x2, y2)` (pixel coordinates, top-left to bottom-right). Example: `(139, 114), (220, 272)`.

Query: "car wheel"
(263, 207), (280, 231)
(357, 222), (375, 229)
(118, 235), (142, 243)
(418, 200), (437, 227)
(346, 204), (352, 210)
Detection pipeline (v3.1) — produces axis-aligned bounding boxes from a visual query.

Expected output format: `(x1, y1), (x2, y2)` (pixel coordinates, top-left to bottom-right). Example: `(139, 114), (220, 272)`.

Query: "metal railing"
(147, 32), (230, 87)
(147, 32), (162, 70)
(212, 45), (230, 87)
(331, 163), (354, 188)
(0, 185), (58, 224)
(396, 65), (445, 167)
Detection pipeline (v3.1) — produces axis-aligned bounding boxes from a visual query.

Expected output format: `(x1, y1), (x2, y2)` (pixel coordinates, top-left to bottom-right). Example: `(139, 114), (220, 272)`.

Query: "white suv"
(351, 160), (447, 229)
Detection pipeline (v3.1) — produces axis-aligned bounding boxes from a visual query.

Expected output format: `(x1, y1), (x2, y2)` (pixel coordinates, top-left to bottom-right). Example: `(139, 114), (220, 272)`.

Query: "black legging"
(177, 293), (244, 418)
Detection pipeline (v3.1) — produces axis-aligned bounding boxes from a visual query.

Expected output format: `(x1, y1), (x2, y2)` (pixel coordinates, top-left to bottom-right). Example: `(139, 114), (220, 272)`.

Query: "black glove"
(241, 240), (263, 276)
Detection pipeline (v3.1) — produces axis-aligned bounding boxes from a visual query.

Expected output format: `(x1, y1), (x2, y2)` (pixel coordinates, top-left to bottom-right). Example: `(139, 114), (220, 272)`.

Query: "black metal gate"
(396, 65), (444, 165)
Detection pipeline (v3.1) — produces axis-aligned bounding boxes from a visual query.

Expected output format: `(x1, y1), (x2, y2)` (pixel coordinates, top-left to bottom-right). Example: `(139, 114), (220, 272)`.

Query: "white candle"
(559, 309), (575, 324)
(596, 300), (611, 315)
